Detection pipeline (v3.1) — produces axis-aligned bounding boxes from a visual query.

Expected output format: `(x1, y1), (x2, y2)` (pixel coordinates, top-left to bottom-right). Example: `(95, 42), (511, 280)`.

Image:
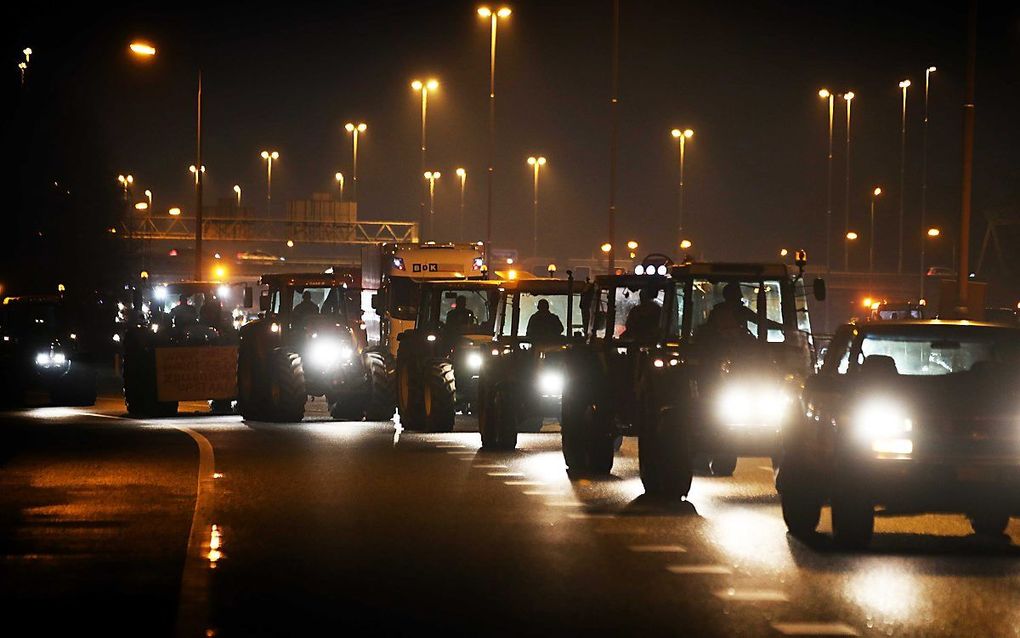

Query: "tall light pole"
(189, 164), (206, 185)
(412, 78), (439, 235)
(131, 41), (204, 280)
(424, 171), (441, 239)
(870, 187), (882, 274)
(477, 5), (512, 257)
(920, 66), (936, 296)
(344, 122), (367, 205)
(819, 89), (835, 270)
(335, 172), (344, 203)
(527, 156), (546, 256)
(456, 167), (467, 241)
(670, 127), (694, 258)
(842, 91), (855, 271)
(117, 174), (134, 201)
(233, 184), (242, 208)
(260, 150), (279, 217)
(898, 79), (911, 273)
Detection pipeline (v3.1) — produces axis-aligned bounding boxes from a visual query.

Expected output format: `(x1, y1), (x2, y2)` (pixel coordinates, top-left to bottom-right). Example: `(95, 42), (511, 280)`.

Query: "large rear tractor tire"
(776, 460), (823, 539)
(396, 360), (426, 431)
(237, 341), (267, 421)
(123, 343), (178, 418)
(479, 384), (519, 451)
(639, 407), (693, 500)
(561, 396), (616, 476)
(262, 348), (307, 423)
(363, 351), (396, 421)
(423, 361), (456, 433)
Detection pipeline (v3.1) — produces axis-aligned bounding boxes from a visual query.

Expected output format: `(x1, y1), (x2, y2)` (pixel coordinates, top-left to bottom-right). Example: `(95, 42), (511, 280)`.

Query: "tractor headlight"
(716, 383), (790, 427)
(35, 350), (68, 368)
(465, 351), (484, 371)
(854, 399), (913, 457)
(307, 338), (353, 370)
(537, 371), (565, 397)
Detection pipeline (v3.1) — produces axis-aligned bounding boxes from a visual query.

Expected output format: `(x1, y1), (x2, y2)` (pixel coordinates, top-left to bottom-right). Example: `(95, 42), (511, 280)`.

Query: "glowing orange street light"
(927, 227), (941, 238)
(344, 122), (367, 203)
(846, 231), (858, 240)
(600, 242), (612, 254)
(680, 239), (693, 250)
(129, 42), (156, 57)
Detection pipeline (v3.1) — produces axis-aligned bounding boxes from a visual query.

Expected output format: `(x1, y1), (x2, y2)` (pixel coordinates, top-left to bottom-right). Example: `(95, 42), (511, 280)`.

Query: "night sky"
(6, 1), (1020, 290)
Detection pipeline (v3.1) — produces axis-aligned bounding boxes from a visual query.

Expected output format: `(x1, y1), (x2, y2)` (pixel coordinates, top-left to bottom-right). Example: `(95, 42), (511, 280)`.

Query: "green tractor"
(394, 279), (502, 432)
(237, 271), (394, 422)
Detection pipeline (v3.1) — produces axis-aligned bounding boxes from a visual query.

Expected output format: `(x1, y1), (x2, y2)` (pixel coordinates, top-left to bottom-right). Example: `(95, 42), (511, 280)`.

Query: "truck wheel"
(423, 361), (456, 433)
(639, 408), (692, 500)
(968, 510), (1010, 537)
(363, 351), (396, 421)
(831, 483), (874, 549)
(561, 398), (615, 476)
(777, 462), (822, 538)
(709, 456), (738, 477)
(479, 385), (519, 451)
(263, 348), (306, 423)
(397, 360), (426, 431)
(237, 342), (267, 421)
(123, 345), (178, 417)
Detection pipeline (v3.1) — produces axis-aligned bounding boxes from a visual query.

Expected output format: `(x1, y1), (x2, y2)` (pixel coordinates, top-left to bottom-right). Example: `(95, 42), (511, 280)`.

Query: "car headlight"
(537, 371), (565, 397)
(854, 398), (913, 456)
(465, 351), (484, 371)
(35, 351), (68, 368)
(307, 339), (353, 369)
(716, 383), (790, 427)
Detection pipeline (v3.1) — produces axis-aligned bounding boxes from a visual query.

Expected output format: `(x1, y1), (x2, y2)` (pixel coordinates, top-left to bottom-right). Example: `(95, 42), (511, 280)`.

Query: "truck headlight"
(854, 399), (913, 456)
(716, 383), (790, 427)
(466, 351), (484, 371)
(307, 339), (353, 369)
(537, 371), (565, 397)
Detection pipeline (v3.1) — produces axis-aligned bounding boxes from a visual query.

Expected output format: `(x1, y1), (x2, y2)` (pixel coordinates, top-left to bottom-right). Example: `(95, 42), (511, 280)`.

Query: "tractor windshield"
(688, 278), (786, 343)
(284, 286), (357, 328)
(426, 287), (498, 335)
(508, 292), (586, 341)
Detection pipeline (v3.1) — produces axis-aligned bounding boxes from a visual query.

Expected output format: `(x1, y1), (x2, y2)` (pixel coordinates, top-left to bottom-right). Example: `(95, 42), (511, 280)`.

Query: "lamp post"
(344, 122), (367, 204)
(412, 78), (439, 234)
(189, 164), (206, 185)
(819, 89), (835, 269)
(233, 184), (241, 208)
(259, 151), (279, 217)
(842, 91), (855, 271)
(920, 66), (936, 296)
(626, 240), (638, 260)
(424, 171), (441, 239)
(456, 168), (466, 241)
(898, 79), (911, 273)
(670, 128), (694, 258)
(144, 189), (152, 210)
(335, 172), (344, 203)
(527, 156), (546, 256)
(870, 187), (882, 274)
(117, 174), (134, 201)
(477, 5), (512, 257)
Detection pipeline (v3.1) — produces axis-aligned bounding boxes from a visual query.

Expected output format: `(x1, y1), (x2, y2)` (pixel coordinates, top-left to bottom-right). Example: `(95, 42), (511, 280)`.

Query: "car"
(0, 294), (97, 407)
(778, 320), (1020, 548)
(477, 276), (590, 450)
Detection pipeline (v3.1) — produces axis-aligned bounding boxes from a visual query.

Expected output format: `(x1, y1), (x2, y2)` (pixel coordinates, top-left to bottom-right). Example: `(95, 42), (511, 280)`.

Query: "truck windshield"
(689, 279), (785, 343)
(856, 327), (1020, 376)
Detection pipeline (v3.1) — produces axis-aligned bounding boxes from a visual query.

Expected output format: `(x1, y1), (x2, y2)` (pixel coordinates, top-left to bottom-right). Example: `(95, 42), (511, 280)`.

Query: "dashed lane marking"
(503, 480), (546, 486)
(436, 444), (466, 449)
(82, 411), (126, 420)
(472, 464), (508, 469)
(714, 588), (789, 603)
(628, 545), (687, 553)
(523, 490), (566, 496)
(447, 451), (476, 455)
(771, 622), (860, 636)
(545, 501), (584, 508)
(487, 472), (525, 477)
(666, 565), (733, 575)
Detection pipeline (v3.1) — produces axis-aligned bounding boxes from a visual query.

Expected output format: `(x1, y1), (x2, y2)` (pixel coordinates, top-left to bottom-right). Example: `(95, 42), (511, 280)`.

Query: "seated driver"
(444, 295), (476, 332)
(620, 287), (661, 342)
(703, 282), (782, 341)
(169, 294), (199, 327)
(526, 299), (564, 342)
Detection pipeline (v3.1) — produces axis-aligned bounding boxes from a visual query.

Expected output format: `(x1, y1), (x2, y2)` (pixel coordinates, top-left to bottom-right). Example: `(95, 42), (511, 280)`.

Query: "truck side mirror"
(243, 286), (254, 308)
(813, 277), (827, 302)
(259, 291), (271, 312)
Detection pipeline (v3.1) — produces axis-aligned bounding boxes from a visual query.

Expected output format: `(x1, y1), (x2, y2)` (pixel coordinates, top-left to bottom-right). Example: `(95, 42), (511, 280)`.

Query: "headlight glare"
(537, 371), (565, 397)
(466, 351), (484, 370)
(716, 383), (790, 427)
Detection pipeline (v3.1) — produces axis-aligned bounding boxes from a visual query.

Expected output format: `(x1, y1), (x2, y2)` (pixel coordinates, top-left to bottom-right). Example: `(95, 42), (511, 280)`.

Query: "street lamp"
(477, 5), (512, 258)
(130, 41), (204, 281)
(424, 171), (441, 239)
(527, 156), (546, 256)
(898, 79), (911, 273)
(600, 242), (612, 254)
(920, 66), (936, 297)
(456, 168), (467, 241)
(189, 164), (206, 185)
(842, 90), (855, 271)
(927, 227), (941, 238)
(169, 207), (181, 217)
(344, 122), (367, 204)
(335, 172), (344, 203)
(233, 184), (241, 208)
(259, 151), (279, 217)
(819, 88), (835, 269)
(870, 187), (882, 274)
(670, 127), (694, 259)
(144, 189), (152, 209)
(412, 78), (439, 233)
(117, 174), (134, 200)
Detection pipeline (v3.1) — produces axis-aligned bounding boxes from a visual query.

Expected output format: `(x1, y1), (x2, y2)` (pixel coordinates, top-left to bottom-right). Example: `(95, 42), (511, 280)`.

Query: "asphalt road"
(2, 397), (1019, 637)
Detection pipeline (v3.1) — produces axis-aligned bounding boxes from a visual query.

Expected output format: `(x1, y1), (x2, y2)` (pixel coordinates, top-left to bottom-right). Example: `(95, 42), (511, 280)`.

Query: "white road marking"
(81, 411), (126, 420)
(447, 451), (476, 455)
(172, 426), (217, 638)
(666, 565), (732, 575)
(436, 444), (466, 449)
(523, 490), (566, 496)
(628, 545), (686, 553)
(487, 472), (525, 477)
(567, 513), (616, 520)
(772, 622), (860, 636)
(473, 464), (508, 469)
(714, 588), (788, 602)
(545, 501), (584, 508)
(504, 480), (546, 486)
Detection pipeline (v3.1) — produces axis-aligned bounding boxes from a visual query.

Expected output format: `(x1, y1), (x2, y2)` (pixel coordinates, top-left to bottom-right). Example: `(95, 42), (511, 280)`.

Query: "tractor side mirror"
(370, 293), (381, 311)
(813, 277), (827, 302)
(243, 286), (254, 308)
(259, 291), (271, 312)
